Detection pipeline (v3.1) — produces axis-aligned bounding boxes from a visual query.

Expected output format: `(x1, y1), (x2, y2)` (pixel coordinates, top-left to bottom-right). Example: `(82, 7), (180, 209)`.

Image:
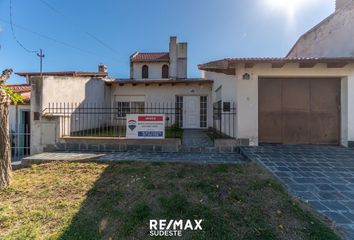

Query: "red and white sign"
(126, 114), (165, 139)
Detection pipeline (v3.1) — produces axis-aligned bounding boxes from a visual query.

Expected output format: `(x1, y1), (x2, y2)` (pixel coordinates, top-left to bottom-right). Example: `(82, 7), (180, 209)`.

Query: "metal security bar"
(42, 102), (184, 138)
(213, 101), (237, 138)
(10, 124), (30, 161)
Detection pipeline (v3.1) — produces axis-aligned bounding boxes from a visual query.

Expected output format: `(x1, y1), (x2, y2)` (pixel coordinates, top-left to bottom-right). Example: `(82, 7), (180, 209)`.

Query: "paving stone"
(240, 145), (354, 238)
(320, 201), (349, 211)
(323, 211), (352, 224)
(317, 191), (347, 201)
(316, 184), (336, 191)
(182, 129), (213, 148)
(308, 201), (329, 211)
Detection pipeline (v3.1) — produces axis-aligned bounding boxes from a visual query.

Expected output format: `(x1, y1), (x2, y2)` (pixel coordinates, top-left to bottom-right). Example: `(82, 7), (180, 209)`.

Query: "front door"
(183, 96), (200, 128)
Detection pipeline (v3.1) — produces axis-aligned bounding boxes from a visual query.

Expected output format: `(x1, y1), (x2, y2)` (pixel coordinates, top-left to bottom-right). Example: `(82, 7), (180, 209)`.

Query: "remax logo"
(128, 120), (137, 131)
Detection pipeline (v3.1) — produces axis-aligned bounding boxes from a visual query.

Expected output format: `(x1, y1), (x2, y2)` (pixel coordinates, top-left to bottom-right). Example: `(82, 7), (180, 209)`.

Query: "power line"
(9, 0), (38, 54)
(0, 18), (120, 61)
(38, 0), (120, 55)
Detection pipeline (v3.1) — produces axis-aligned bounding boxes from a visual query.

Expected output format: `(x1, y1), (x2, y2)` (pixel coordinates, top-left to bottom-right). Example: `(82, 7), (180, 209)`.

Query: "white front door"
(183, 96), (200, 128)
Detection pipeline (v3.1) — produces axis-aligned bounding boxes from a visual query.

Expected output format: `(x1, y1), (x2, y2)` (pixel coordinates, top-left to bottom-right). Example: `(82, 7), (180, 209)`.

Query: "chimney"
(177, 42), (188, 79)
(336, 0), (351, 10)
(98, 64), (107, 73)
(169, 36), (178, 79)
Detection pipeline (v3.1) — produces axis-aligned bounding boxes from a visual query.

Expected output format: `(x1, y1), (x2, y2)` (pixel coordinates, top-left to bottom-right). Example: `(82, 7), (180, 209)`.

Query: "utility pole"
(37, 49), (45, 75)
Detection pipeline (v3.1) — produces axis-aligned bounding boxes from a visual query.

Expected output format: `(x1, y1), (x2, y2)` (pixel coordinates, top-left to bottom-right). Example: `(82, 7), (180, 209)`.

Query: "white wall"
(203, 71), (238, 137)
(30, 75), (111, 154)
(288, 5), (354, 57)
(9, 105), (31, 132)
(111, 83), (213, 127)
(348, 74), (354, 144)
(132, 62), (169, 80)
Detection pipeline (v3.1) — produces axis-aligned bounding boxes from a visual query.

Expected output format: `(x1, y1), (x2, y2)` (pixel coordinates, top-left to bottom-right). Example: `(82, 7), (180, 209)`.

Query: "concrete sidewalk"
(22, 151), (248, 166)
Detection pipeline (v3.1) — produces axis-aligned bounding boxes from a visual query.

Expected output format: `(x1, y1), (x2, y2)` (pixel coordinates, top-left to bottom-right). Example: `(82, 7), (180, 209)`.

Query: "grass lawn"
(0, 162), (340, 240)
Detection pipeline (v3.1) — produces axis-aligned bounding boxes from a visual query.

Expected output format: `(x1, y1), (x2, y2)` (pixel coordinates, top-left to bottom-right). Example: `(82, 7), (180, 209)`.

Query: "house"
(199, 0), (354, 147)
(16, 0), (354, 155)
(7, 84), (31, 159)
(288, 0), (354, 58)
(17, 37), (214, 154)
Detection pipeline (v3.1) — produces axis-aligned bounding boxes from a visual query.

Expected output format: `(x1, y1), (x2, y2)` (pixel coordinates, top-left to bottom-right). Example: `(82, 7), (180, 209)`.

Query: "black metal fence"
(213, 101), (237, 138)
(42, 102), (184, 138)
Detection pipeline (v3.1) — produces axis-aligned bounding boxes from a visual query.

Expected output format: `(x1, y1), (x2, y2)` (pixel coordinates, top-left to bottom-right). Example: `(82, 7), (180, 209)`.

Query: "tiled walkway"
(241, 145), (354, 239)
(182, 129), (213, 147)
(23, 151), (248, 165)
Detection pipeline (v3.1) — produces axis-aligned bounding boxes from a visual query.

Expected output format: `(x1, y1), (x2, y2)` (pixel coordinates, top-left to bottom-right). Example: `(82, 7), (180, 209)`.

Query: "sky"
(0, 0), (334, 84)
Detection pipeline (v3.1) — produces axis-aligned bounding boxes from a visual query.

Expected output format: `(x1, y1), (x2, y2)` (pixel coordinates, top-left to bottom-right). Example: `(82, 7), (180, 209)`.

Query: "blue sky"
(0, 0), (334, 83)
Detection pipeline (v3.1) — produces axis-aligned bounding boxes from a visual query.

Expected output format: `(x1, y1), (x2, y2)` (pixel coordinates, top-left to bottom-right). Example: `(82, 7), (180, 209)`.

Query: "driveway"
(241, 145), (354, 239)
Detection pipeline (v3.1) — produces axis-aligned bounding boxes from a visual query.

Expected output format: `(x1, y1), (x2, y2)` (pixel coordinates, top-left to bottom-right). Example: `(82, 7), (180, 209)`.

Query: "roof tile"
(131, 52), (169, 62)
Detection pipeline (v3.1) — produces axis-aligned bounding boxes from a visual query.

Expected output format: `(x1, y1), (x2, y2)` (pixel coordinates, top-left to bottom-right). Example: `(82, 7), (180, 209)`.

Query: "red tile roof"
(6, 84), (31, 93)
(6, 84), (31, 104)
(16, 72), (108, 77)
(130, 52), (170, 62)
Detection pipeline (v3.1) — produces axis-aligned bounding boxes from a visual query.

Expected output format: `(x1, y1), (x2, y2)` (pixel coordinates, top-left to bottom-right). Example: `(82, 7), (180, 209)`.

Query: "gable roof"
(130, 52), (170, 62)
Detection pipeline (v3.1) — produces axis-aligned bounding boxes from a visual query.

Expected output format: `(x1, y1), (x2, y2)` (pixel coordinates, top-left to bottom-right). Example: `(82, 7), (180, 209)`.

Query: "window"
(116, 101), (145, 117)
(223, 102), (231, 112)
(142, 65), (149, 79)
(162, 64), (169, 78)
(213, 101), (222, 120)
(116, 102), (130, 117)
(200, 96), (207, 128)
(175, 96), (183, 128)
(130, 102), (145, 114)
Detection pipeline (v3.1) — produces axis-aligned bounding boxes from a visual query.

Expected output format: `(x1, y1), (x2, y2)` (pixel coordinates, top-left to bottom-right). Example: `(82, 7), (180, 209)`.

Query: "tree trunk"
(0, 99), (11, 188)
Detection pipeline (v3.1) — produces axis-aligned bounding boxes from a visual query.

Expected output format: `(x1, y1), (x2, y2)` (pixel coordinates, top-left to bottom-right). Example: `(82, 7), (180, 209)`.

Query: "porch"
(40, 101), (238, 153)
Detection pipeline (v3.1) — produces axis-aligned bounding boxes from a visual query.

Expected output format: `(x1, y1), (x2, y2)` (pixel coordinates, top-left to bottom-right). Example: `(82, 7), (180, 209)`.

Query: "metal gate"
(10, 124), (30, 161)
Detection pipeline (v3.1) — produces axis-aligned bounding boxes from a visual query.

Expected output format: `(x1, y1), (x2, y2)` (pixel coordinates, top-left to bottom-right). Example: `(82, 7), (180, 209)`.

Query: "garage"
(259, 78), (341, 145)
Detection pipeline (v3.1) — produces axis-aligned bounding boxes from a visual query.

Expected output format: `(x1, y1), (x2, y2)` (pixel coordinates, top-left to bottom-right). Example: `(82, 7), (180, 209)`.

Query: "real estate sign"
(126, 114), (165, 139)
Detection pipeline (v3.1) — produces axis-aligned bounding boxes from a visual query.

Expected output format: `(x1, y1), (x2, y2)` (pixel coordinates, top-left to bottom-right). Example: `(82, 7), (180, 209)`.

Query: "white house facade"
(17, 37), (215, 154)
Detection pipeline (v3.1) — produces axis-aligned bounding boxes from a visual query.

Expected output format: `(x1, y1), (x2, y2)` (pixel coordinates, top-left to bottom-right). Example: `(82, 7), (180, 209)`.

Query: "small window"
(142, 65), (149, 79)
(162, 64), (169, 78)
(200, 96), (207, 128)
(213, 101), (222, 120)
(223, 102), (231, 112)
(116, 101), (145, 117)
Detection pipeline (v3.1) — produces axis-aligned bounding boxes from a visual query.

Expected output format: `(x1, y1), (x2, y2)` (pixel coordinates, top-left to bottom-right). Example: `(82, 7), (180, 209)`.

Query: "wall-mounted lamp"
(242, 73), (251, 80)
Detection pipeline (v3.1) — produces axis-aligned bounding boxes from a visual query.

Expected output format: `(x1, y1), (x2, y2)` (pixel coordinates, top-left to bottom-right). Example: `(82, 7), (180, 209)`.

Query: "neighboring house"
(288, 0), (354, 57)
(7, 84), (31, 158)
(199, 0), (354, 147)
(17, 37), (214, 154)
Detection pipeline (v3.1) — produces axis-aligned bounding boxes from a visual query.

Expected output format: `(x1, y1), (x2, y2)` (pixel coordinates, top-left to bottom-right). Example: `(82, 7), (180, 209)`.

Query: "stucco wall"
(9, 105), (31, 132)
(288, 5), (354, 57)
(30, 76), (111, 154)
(203, 71), (238, 137)
(205, 64), (354, 146)
(132, 62), (169, 80)
(111, 83), (213, 127)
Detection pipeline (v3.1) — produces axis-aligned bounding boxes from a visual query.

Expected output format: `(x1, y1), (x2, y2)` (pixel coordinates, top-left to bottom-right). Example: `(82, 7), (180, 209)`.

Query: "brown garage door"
(259, 78), (340, 145)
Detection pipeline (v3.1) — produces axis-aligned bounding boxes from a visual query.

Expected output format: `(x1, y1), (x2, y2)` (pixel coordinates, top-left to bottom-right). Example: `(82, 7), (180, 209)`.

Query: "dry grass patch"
(0, 162), (340, 240)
